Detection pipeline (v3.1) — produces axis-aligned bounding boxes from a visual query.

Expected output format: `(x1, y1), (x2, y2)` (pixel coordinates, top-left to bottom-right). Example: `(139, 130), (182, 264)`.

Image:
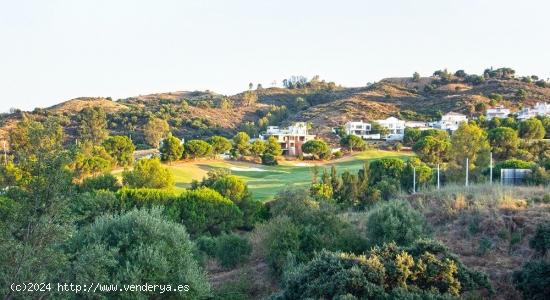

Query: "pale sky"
(1, 0), (549, 112)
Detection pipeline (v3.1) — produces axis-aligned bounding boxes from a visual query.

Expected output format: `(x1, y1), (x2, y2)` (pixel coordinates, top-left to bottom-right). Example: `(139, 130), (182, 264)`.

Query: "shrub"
(368, 158), (405, 183)
(177, 187), (243, 235)
(273, 243), (488, 299)
(196, 236), (217, 256)
(71, 191), (118, 226)
(67, 208), (211, 299)
(261, 153), (278, 165)
(529, 222), (550, 256)
(79, 173), (120, 192)
(214, 234), (252, 269)
(513, 260), (550, 300)
(365, 200), (429, 247)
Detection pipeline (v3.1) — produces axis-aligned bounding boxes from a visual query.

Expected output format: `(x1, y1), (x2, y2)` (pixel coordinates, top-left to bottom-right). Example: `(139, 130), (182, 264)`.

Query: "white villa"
(405, 121), (430, 130)
(344, 121), (380, 139)
(517, 102), (550, 120)
(436, 112), (467, 131)
(486, 106), (511, 120)
(262, 122), (316, 156)
(375, 117), (406, 141)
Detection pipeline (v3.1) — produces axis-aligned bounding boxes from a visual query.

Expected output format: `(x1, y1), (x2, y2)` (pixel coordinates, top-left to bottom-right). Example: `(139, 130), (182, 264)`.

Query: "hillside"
(1, 69), (549, 146)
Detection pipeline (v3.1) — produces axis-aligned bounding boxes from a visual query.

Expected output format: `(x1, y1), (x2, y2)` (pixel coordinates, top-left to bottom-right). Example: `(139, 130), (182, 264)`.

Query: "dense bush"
(79, 173), (120, 192)
(529, 222), (550, 256)
(258, 188), (367, 275)
(513, 260), (550, 300)
(116, 188), (178, 210)
(71, 190), (119, 226)
(261, 153), (278, 165)
(214, 234), (252, 269)
(193, 171), (266, 229)
(368, 158), (405, 183)
(272, 242), (488, 300)
(196, 236), (218, 256)
(178, 187), (243, 235)
(365, 200), (429, 247)
(66, 208), (211, 299)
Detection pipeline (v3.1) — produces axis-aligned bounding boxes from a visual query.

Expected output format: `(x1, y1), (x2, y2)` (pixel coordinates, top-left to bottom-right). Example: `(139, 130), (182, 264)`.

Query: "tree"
(143, 117), (170, 148)
(242, 91), (257, 106)
(250, 140), (267, 158)
(102, 135), (135, 167)
(403, 127), (422, 146)
(412, 72), (420, 82)
(185, 140), (213, 158)
(412, 135), (450, 164)
(159, 133), (184, 163)
(232, 132), (250, 158)
(366, 200), (429, 247)
(70, 142), (113, 179)
(450, 122), (490, 175)
(209, 175), (249, 204)
(519, 118), (545, 140)
(340, 134), (365, 152)
(264, 136), (283, 156)
(208, 136), (232, 155)
(78, 107), (108, 144)
(67, 208), (211, 299)
(368, 158), (405, 183)
(122, 157), (174, 188)
(370, 122), (389, 136)
(1, 118), (74, 299)
(454, 69), (467, 78)
(488, 127), (519, 160)
(302, 140), (331, 160)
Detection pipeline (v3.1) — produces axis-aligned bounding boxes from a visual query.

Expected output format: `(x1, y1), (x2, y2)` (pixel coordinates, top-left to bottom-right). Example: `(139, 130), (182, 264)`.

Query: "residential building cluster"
(261, 102), (549, 156)
(343, 112), (468, 141)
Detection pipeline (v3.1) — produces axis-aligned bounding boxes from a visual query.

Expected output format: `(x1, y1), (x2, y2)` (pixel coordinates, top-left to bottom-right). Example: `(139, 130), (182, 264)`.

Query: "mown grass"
(167, 150), (414, 201)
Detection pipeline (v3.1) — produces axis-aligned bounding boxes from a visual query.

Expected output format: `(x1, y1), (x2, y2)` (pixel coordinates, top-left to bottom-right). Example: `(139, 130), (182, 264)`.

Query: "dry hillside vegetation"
(405, 184), (550, 300)
(1, 74), (549, 145)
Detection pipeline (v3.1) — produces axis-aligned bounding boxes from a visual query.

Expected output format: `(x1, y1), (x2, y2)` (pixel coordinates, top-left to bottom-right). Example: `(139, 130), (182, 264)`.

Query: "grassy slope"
(166, 150), (414, 201)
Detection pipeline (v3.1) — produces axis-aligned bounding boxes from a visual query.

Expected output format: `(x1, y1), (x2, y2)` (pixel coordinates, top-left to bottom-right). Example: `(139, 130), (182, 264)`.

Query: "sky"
(1, 0), (549, 112)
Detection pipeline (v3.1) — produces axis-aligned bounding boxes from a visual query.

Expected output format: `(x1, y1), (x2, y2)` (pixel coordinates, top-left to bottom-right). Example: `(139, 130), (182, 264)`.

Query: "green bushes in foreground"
(66, 208), (211, 299)
(272, 241), (492, 299)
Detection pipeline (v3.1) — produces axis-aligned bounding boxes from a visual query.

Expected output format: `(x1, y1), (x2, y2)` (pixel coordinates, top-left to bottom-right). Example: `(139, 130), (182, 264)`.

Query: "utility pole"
(489, 152), (493, 184)
(437, 164), (440, 190)
(465, 158), (469, 187)
(412, 167), (416, 194)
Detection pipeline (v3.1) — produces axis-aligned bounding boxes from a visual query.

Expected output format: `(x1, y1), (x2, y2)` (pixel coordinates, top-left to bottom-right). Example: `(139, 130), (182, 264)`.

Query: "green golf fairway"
(166, 150), (414, 201)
